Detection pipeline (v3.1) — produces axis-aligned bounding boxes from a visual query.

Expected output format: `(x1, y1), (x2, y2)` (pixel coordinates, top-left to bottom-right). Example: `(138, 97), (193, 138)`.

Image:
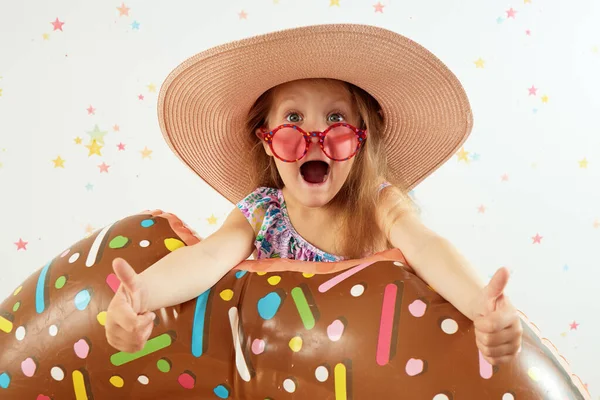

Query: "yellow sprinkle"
(72, 370), (88, 400)
(289, 336), (303, 352)
(220, 289), (234, 301)
(334, 363), (347, 399)
(164, 238), (185, 252)
(13, 286), (22, 296)
(96, 311), (107, 326)
(528, 366), (541, 381)
(302, 273), (315, 278)
(109, 375), (124, 388)
(0, 315), (13, 333)
(267, 276), (281, 285)
(256, 271), (267, 276)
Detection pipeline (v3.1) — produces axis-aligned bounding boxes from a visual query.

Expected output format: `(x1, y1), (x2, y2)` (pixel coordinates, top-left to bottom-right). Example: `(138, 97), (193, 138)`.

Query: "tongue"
(301, 161), (329, 184)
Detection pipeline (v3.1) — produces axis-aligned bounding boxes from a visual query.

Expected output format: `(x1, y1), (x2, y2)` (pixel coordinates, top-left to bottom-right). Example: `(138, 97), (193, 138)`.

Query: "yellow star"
(147, 83), (156, 93)
(474, 58), (485, 68)
(592, 45), (599, 54)
(74, 136), (82, 145)
(524, 0), (532, 3)
(273, 0), (279, 3)
(85, 139), (103, 156)
(560, 332), (567, 338)
(42, 33), (50, 40)
(579, 158), (588, 169)
(330, 0), (340, 6)
(541, 94), (549, 103)
(0, 161), (3, 169)
(140, 146), (153, 159)
(207, 214), (218, 225)
(456, 147), (469, 162)
(531, 162), (538, 169)
(84, 224), (95, 237)
(0, 88), (3, 97)
(52, 156), (65, 168)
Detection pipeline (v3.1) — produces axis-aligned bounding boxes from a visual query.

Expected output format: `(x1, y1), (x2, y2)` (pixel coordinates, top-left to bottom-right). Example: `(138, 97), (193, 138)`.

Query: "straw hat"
(158, 23), (473, 204)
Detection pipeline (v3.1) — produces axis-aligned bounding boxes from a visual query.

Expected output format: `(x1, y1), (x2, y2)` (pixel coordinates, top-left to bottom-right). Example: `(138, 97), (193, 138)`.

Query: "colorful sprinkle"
(257, 292), (282, 320)
(72, 369), (90, 400)
(68, 253), (80, 263)
(479, 351), (493, 379)
(235, 270), (247, 279)
(49, 324), (58, 336)
(55, 275), (67, 289)
(164, 238), (185, 251)
(291, 286), (315, 330)
(156, 358), (171, 372)
(441, 318), (458, 334)
(408, 299), (427, 317)
(289, 336), (303, 352)
(177, 371), (196, 389)
(74, 289), (92, 310)
(256, 271), (267, 276)
(109, 235), (129, 249)
(86, 223), (113, 267)
(141, 219), (154, 227)
(267, 275), (281, 285)
(13, 286), (23, 296)
(60, 248), (70, 257)
(315, 365), (329, 382)
(0, 372), (10, 388)
(110, 332), (174, 366)
(97, 311), (107, 326)
(15, 326), (25, 341)
(21, 357), (37, 377)
(318, 261), (376, 293)
(251, 338), (266, 355)
(405, 358), (425, 376)
(137, 375), (149, 385)
(302, 273), (315, 278)
(503, 394), (515, 400)
(220, 289), (234, 301)
(51, 366), (64, 381)
(334, 363), (347, 400)
(214, 384), (230, 398)
(191, 290), (210, 357)
(327, 319), (345, 342)
(350, 284), (364, 297)
(109, 375), (124, 388)
(139, 240), (150, 247)
(0, 316), (13, 333)
(12, 301), (20, 312)
(106, 273), (120, 293)
(35, 260), (52, 313)
(74, 338), (90, 359)
(283, 377), (297, 393)
(228, 307), (251, 382)
(433, 395), (450, 400)
(376, 282), (400, 366)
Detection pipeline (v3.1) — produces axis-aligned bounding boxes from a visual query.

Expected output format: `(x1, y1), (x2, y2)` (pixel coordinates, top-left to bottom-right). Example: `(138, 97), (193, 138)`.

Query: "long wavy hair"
(244, 78), (415, 259)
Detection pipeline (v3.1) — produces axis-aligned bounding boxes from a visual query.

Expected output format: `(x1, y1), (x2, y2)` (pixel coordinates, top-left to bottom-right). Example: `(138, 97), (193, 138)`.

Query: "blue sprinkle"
(74, 289), (92, 310)
(235, 271), (247, 279)
(214, 384), (230, 398)
(257, 292), (282, 320)
(0, 372), (10, 389)
(141, 219), (155, 228)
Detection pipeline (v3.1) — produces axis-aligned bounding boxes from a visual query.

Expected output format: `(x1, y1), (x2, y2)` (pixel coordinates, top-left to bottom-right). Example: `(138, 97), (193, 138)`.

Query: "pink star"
(51, 18), (65, 31)
(238, 10), (248, 19)
(478, 205), (486, 213)
(506, 8), (517, 18)
(532, 233), (543, 244)
(98, 162), (110, 173)
(138, 94), (144, 100)
(501, 173), (509, 181)
(373, 2), (385, 12)
(117, 143), (126, 151)
(528, 85), (538, 96)
(15, 238), (28, 250)
(113, 124), (120, 132)
(525, 29), (531, 36)
(86, 105), (96, 115)
(569, 321), (579, 330)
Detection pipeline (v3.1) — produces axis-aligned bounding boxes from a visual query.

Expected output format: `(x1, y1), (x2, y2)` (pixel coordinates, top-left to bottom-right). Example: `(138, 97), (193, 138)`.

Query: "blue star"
(533, 108), (538, 114)
(497, 17), (504, 24)
(563, 264), (569, 272)
(470, 153), (480, 161)
(131, 21), (140, 30)
(85, 183), (94, 191)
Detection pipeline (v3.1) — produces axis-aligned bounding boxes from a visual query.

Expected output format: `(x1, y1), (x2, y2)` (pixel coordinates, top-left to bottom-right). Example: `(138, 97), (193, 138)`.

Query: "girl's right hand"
(105, 258), (156, 353)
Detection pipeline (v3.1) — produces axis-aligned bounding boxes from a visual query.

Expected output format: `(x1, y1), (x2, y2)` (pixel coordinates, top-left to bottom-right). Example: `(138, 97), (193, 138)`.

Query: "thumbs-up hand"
(105, 258), (156, 353)
(472, 267), (523, 365)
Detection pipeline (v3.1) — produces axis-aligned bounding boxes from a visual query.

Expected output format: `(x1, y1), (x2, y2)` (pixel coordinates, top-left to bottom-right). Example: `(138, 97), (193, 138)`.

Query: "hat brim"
(158, 23), (473, 204)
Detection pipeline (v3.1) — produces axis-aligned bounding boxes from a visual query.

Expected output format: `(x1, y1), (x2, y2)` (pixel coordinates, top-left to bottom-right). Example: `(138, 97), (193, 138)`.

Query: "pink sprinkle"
(178, 372), (195, 389)
(21, 357), (37, 377)
(327, 320), (345, 342)
(106, 273), (120, 293)
(376, 283), (398, 366)
(251, 339), (265, 355)
(60, 249), (70, 257)
(74, 338), (90, 359)
(408, 299), (427, 317)
(318, 261), (376, 293)
(479, 351), (493, 379)
(405, 358), (424, 376)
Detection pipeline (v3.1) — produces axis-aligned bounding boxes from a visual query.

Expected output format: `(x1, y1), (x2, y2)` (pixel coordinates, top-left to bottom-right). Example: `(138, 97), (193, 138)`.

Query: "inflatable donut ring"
(0, 210), (591, 399)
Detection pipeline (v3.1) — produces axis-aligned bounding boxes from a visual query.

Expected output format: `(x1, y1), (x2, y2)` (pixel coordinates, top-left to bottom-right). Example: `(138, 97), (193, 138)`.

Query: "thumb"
(482, 267), (510, 313)
(112, 258), (139, 293)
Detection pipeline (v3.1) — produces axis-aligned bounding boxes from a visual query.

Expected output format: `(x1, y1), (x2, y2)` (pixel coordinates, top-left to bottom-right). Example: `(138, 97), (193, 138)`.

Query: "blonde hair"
(245, 78), (414, 259)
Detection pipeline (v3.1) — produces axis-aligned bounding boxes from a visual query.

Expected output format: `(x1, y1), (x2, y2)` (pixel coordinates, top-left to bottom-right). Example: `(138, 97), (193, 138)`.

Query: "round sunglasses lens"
(272, 127), (306, 161)
(323, 126), (358, 160)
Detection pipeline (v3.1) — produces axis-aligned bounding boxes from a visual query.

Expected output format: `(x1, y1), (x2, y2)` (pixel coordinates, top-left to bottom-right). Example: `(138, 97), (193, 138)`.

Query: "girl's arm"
(139, 207), (255, 311)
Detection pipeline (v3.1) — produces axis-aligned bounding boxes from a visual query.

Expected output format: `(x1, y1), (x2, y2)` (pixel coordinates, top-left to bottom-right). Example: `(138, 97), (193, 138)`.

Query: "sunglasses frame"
(260, 122), (368, 163)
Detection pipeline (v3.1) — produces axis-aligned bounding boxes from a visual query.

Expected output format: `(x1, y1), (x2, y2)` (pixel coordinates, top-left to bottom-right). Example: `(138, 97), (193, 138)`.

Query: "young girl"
(105, 24), (522, 368)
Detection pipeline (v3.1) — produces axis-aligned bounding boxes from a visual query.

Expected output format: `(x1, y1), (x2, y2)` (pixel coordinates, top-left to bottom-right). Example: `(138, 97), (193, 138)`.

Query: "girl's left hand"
(472, 267), (523, 365)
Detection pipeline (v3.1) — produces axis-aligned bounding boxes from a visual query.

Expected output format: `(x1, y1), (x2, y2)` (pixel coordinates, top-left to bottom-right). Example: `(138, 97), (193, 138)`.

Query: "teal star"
(470, 153), (480, 161)
(86, 124), (108, 145)
(131, 21), (140, 30)
(563, 264), (569, 272)
(85, 183), (94, 191)
(497, 16), (504, 24)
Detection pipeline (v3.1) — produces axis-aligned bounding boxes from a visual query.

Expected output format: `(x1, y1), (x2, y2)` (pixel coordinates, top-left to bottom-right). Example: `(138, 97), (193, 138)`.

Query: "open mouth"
(300, 160), (330, 184)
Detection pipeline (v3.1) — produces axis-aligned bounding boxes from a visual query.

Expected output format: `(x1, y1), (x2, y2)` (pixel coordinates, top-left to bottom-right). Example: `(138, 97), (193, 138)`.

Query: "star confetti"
(593, 219), (599, 229)
(98, 162), (110, 173)
(74, 137), (82, 145)
(474, 58), (485, 68)
(528, 85), (538, 96)
(478, 205), (486, 214)
(42, 33), (50, 40)
(330, 0), (340, 6)
(85, 183), (94, 191)
(117, 3), (130, 16)
(131, 21), (140, 30)
(147, 83), (156, 92)
(0, 88), (3, 97)
(52, 156), (65, 168)
(140, 146), (152, 159)
(238, 10), (248, 19)
(506, 8), (517, 18)
(579, 158), (588, 169)
(15, 238), (28, 250)
(51, 18), (65, 31)
(373, 2), (384, 13)
(207, 214), (218, 225)
(117, 142), (126, 151)
(456, 147), (469, 163)
(87, 124), (108, 144)
(113, 124), (120, 132)
(85, 140), (103, 157)
(501, 173), (509, 181)
(532, 233), (543, 244)
(138, 94), (144, 100)
(570, 321), (579, 330)
(541, 94), (549, 103)
(86, 105), (96, 115)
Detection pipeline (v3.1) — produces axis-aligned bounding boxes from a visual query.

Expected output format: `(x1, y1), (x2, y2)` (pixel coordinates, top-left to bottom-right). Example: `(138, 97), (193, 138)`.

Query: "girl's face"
(257, 79), (361, 208)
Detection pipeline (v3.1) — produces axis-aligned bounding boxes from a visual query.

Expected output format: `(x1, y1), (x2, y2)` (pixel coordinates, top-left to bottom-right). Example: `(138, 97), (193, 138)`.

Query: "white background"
(0, 0), (599, 395)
